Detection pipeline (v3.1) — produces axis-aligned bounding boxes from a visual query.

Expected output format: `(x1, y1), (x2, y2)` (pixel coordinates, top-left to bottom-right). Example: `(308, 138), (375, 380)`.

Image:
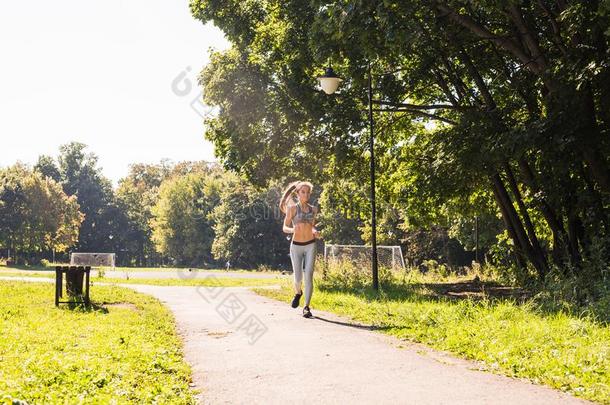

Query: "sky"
(0, 1), (230, 185)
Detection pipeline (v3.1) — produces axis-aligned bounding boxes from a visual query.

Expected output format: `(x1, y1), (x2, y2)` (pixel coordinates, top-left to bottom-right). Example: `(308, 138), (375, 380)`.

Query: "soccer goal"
(70, 253), (124, 278)
(324, 244), (406, 270)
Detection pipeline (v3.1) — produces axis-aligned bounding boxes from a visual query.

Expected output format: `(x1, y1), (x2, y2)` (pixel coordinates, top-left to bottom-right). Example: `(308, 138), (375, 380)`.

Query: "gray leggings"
(290, 241), (316, 306)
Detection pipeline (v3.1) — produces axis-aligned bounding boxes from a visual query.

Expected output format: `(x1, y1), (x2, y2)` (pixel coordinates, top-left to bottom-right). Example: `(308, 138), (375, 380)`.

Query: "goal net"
(69, 253), (125, 278)
(324, 244), (406, 270)
(70, 252), (116, 268)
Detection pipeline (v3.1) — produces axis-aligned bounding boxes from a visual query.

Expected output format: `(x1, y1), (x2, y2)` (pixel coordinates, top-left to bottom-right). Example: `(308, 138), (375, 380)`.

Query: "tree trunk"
(517, 157), (574, 265)
(567, 206), (583, 270)
(578, 82), (610, 193)
(579, 163), (610, 234)
(491, 173), (546, 279)
(503, 162), (549, 274)
(489, 175), (526, 270)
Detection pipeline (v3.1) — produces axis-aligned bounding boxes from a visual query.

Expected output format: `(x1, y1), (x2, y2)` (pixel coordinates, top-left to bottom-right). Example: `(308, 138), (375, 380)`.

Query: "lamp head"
(317, 67), (343, 95)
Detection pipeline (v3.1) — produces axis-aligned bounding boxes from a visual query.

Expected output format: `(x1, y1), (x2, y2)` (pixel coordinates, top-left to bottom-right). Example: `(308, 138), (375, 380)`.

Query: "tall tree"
(0, 164), (83, 263)
(209, 175), (290, 268)
(150, 168), (221, 266)
(55, 142), (129, 253)
(34, 155), (61, 183)
(116, 162), (172, 266)
(191, 0), (610, 280)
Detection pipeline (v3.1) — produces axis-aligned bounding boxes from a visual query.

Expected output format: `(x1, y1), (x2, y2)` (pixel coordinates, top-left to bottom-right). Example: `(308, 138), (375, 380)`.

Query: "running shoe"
(303, 306), (313, 318)
(291, 293), (302, 308)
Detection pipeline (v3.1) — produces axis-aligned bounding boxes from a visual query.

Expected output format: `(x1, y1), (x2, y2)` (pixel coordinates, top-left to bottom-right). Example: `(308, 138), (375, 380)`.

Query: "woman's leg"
(302, 243), (316, 306)
(289, 243), (304, 294)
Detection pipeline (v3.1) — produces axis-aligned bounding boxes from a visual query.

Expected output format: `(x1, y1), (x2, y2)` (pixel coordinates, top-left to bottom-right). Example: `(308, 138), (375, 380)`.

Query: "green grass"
(254, 275), (610, 404)
(0, 269), (284, 287)
(1, 264), (280, 274)
(111, 266), (279, 273)
(0, 270), (55, 278)
(0, 280), (197, 404)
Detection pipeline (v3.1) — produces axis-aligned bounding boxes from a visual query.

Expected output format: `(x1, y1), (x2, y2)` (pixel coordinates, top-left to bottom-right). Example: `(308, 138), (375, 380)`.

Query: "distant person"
(279, 180), (320, 318)
(226, 260), (231, 271)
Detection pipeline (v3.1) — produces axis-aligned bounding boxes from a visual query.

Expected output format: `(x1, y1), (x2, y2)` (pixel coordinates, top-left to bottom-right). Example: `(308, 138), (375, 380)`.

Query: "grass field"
(3, 263), (607, 403)
(1, 264), (280, 274)
(0, 267), (284, 287)
(254, 274), (610, 404)
(0, 280), (198, 404)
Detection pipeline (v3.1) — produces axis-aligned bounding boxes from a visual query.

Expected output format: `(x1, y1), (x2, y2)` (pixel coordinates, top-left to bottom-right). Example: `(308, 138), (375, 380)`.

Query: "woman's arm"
(283, 205), (296, 234)
(312, 206), (321, 238)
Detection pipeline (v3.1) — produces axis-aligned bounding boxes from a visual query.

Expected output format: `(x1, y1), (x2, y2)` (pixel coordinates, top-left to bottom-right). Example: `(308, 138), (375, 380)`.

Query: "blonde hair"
(279, 181), (314, 214)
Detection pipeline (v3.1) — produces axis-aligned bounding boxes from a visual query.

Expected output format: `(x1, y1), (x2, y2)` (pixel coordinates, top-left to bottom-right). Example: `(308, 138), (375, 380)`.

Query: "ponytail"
(279, 181), (299, 214)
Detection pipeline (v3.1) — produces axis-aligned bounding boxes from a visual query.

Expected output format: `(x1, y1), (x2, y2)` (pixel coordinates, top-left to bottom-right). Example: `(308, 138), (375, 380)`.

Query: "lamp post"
(318, 63), (380, 290)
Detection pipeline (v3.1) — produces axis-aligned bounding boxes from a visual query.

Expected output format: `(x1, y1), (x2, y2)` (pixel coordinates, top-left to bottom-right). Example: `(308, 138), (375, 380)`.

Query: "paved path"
(2, 277), (591, 404)
(128, 285), (589, 405)
(101, 269), (288, 280)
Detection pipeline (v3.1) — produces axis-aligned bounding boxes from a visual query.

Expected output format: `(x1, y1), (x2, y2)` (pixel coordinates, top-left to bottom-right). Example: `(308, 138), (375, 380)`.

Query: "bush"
(97, 268), (106, 279)
(532, 267), (610, 323)
(256, 264), (276, 272)
(319, 256), (394, 290)
(402, 226), (475, 269)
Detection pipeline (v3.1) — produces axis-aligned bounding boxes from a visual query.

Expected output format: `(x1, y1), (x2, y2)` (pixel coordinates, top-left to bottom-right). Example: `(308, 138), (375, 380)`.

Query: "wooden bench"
(55, 266), (91, 307)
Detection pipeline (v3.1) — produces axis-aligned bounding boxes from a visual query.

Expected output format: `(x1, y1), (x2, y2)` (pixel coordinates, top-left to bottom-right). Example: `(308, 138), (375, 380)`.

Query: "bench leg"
(55, 267), (61, 306)
(85, 268), (90, 306)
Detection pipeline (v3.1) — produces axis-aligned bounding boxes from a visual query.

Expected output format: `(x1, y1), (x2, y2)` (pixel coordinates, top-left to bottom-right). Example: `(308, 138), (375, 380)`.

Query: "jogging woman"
(279, 181), (320, 318)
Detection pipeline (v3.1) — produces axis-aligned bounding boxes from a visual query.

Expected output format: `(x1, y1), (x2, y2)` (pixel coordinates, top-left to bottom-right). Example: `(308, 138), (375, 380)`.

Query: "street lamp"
(318, 67), (343, 95)
(317, 62), (380, 290)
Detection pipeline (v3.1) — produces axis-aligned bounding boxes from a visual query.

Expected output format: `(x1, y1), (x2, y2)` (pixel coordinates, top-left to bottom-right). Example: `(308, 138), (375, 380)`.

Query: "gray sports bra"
(292, 203), (315, 225)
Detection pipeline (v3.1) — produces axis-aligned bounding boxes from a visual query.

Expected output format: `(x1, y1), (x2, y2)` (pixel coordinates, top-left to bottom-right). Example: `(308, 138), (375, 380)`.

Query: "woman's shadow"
(312, 315), (392, 331)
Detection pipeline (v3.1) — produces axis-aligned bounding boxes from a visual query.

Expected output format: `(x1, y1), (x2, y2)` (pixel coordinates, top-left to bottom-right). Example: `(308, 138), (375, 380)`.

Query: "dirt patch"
(206, 330), (231, 338)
